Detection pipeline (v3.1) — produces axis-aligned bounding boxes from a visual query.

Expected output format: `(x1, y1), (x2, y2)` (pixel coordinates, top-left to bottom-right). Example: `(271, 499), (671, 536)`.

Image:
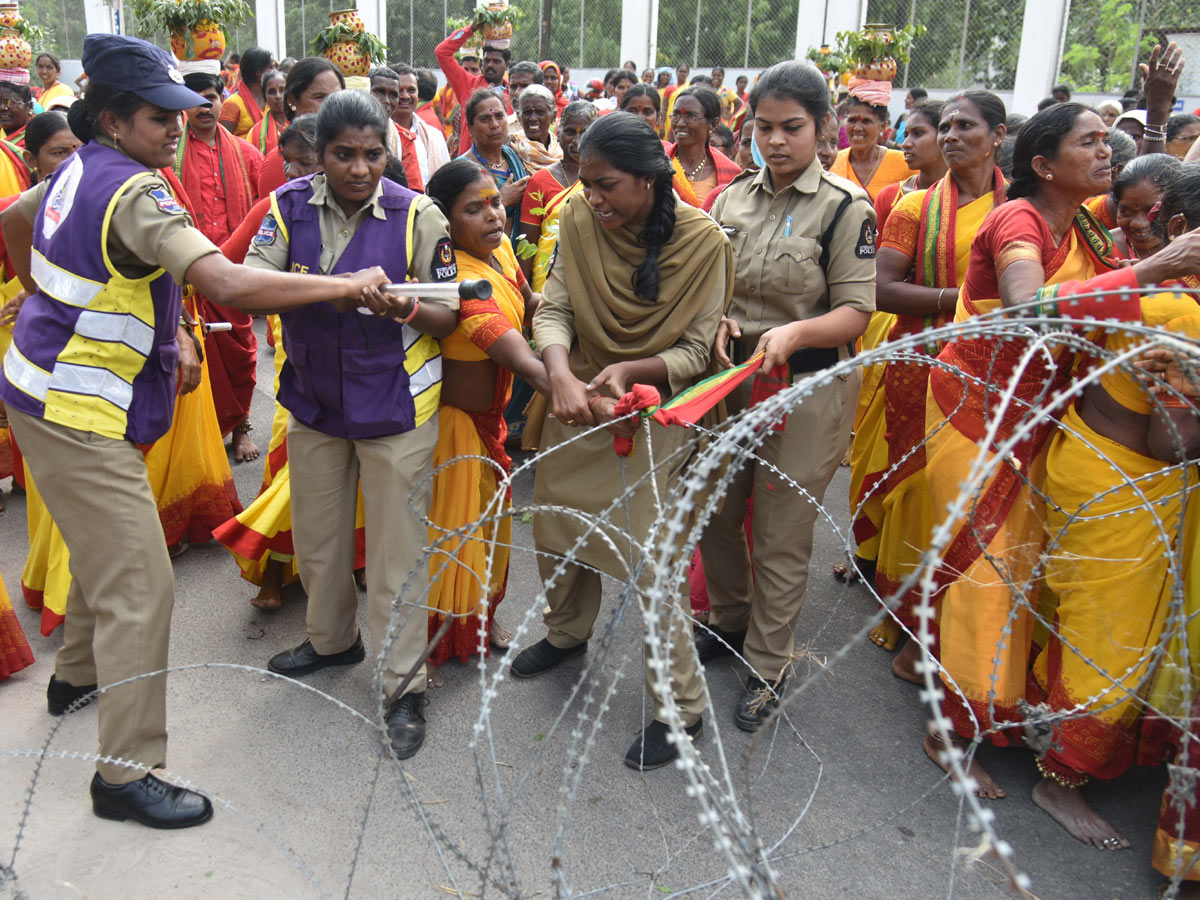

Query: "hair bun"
(66, 100), (93, 143)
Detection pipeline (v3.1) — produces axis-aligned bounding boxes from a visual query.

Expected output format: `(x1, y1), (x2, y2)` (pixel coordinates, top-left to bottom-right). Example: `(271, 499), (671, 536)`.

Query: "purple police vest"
(275, 175), (421, 439)
(0, 142), (183, 443)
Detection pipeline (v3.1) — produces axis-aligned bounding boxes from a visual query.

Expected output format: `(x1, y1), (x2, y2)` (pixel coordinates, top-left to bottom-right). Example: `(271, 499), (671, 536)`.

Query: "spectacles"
(670, 110), (703, 123)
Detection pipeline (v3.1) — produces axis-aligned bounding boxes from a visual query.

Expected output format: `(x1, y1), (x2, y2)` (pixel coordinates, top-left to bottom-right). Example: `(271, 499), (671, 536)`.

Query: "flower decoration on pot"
(804, 45), (846, 81)
(0, 2), (45, 70)
(474, 0), (524, 44)
(834, 23), (925, 83)
(447, 15), (483, 59)
(130, 0), (252, 60)
(311, 7), (387, 78)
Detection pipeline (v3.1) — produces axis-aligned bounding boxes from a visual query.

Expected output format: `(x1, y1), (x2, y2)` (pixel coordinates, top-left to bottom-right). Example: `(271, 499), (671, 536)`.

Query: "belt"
(730, 338), (854, 374)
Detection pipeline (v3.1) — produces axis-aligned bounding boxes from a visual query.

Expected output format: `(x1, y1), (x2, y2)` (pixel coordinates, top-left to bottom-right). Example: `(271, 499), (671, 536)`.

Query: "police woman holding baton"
(0, 35), (394, 829)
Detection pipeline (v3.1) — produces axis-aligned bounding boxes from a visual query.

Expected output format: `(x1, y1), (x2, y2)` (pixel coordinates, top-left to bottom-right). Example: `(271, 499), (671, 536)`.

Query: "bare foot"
(1032, 778), (1130, 850)
(168, 539), (190, 559)
(891, 639), (923, 685)
(249, 559), (284, 610)
(354, 567), (366, 590)
(869, 617), (902, 651)
(489, 619), (513, 650)
(232, 429), (260, 463)
(923, 731), (1006, 799)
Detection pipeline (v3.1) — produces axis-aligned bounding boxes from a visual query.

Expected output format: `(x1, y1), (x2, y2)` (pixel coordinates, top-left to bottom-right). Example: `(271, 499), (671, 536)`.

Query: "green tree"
(1058, 0), (1157, 92)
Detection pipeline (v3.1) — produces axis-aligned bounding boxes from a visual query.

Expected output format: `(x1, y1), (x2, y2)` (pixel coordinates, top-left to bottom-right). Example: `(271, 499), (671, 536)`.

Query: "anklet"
(1036, 757), (1089, 788)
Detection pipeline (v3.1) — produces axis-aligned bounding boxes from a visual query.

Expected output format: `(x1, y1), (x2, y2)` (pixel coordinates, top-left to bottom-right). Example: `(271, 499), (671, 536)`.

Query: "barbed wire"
(4, 287), (1200, 898)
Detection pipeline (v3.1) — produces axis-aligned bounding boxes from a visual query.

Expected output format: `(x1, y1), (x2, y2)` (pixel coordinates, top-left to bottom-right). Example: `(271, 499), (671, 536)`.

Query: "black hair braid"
(633, 166), (676, 303)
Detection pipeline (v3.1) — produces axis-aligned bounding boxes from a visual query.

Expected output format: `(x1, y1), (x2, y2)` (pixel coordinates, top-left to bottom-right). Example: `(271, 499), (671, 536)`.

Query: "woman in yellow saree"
(923, 103), (1200, 805)
(1036, 164), (1200, 853)
(869, 91), (1007, 672)
(423, 159), (549, 665)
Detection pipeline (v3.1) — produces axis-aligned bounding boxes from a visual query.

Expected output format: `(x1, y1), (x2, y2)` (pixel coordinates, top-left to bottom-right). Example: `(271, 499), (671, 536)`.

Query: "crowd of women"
(0, 22), (1198, 897)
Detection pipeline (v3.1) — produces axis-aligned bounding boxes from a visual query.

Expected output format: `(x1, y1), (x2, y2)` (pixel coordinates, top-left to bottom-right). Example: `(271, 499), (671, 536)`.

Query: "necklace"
(683, 150), (708, 181)
(472, 145), (509, 178)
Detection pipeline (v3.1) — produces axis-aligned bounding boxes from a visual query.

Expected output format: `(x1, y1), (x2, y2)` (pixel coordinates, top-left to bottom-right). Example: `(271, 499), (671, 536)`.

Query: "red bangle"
(398, 298), (420, 324)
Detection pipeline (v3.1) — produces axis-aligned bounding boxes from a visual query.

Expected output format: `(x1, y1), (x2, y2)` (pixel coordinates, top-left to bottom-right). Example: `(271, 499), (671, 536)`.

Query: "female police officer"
(0, 34), (392, 828)
(696, 61), (876, 730)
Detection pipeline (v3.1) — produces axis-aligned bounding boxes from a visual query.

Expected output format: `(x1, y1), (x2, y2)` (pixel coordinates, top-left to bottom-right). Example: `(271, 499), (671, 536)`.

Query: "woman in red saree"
(423, 159), (549, 664)
(924, 101), (1200, 814)
(869, 91), (1007, 675)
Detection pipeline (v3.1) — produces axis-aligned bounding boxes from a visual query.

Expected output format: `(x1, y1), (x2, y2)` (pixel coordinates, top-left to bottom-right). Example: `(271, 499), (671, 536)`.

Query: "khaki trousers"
(9, 408), (174, 785)
(699, 372), (858, 681)
(287, 415), (437, 699)
(539, 555), (706, 726)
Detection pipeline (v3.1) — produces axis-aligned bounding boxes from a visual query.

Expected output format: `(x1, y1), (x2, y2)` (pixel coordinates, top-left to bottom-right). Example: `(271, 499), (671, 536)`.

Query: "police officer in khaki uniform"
(696, 60), (876, 730)
(1, 34), (392, 828)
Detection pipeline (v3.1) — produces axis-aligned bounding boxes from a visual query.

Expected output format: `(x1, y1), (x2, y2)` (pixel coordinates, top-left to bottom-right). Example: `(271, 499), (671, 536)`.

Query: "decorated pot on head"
(169, 19), (227, 62)
(320, 8), (372, 77)
(478, 0), (514, 42)
(0, 1), (31, 72)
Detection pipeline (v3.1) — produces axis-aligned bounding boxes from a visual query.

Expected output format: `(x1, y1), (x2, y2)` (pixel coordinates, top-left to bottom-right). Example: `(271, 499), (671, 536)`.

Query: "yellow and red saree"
(427, 238), (525, 664)
(927, 199), (1125, 742)
(874, 169), (1004, 621)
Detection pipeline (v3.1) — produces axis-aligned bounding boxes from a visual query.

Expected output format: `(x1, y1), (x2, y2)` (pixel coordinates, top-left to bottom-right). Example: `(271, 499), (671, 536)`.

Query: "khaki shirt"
(709, 158), (876, 347)
(243, 175), (459, 313)
(17, 138), (218, 283)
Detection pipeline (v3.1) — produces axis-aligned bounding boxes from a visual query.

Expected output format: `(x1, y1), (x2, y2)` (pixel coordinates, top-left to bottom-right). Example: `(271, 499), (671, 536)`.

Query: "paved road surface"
(0, 319), (1170, 899)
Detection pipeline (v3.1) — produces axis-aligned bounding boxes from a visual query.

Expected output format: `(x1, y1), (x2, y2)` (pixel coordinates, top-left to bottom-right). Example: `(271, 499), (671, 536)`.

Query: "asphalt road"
(0, 318), (1172, 899)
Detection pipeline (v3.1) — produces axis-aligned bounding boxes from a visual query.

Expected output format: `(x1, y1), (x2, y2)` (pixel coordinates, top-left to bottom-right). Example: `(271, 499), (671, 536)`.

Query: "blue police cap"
(81, 33), (209, 110)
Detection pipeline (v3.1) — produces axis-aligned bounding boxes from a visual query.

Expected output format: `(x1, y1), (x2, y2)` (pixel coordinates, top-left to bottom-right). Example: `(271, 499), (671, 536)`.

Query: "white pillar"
(358, 0), (388, 46)
(794, 0), (864, 58)
(1012, 0), (1068, 114)
(254, 0), (288, 60)
(620, 0), (657, 71)
(83, 0), (118, 35)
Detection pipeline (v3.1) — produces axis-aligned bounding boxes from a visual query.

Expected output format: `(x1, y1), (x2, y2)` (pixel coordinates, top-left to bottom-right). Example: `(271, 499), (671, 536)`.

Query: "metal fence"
(654, 0), (798, 71)
(858, 0), (1197, 93)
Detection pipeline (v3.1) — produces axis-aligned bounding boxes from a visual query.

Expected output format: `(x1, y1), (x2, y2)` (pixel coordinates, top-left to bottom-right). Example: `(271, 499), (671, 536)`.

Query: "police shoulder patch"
(432, 236), (458, 281)
(855, 218), (877, 259)
(148, 185), (186, 215)
(254, 213), (278, 246)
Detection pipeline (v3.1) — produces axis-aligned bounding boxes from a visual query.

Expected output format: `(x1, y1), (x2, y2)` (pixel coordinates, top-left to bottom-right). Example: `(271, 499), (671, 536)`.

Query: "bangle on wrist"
(398, 298), (420, 324)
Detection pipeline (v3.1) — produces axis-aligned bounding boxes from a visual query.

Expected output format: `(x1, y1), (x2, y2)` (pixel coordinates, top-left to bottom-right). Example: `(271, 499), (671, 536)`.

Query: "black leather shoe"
(694, 625), (747, 665)
(511, 638), (587, 679)
(267, 634), (365, 677)
(734, 676), (786, 732)
(91, 772), (213, 829)
(48, 674), (97, 716)
(385, 692), (428, 759)
(624, 718), (703, 771)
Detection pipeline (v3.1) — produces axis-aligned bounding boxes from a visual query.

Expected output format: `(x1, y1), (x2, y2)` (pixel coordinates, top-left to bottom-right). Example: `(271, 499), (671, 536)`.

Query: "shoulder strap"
(816, 178), (859, 361)
(817, 185), (854, 277)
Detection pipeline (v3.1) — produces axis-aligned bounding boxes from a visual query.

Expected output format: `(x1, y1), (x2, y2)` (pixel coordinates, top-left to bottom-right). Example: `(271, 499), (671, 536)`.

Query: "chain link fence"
(654, 0), (798, 71)
(1055, 0), (1192, 96)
